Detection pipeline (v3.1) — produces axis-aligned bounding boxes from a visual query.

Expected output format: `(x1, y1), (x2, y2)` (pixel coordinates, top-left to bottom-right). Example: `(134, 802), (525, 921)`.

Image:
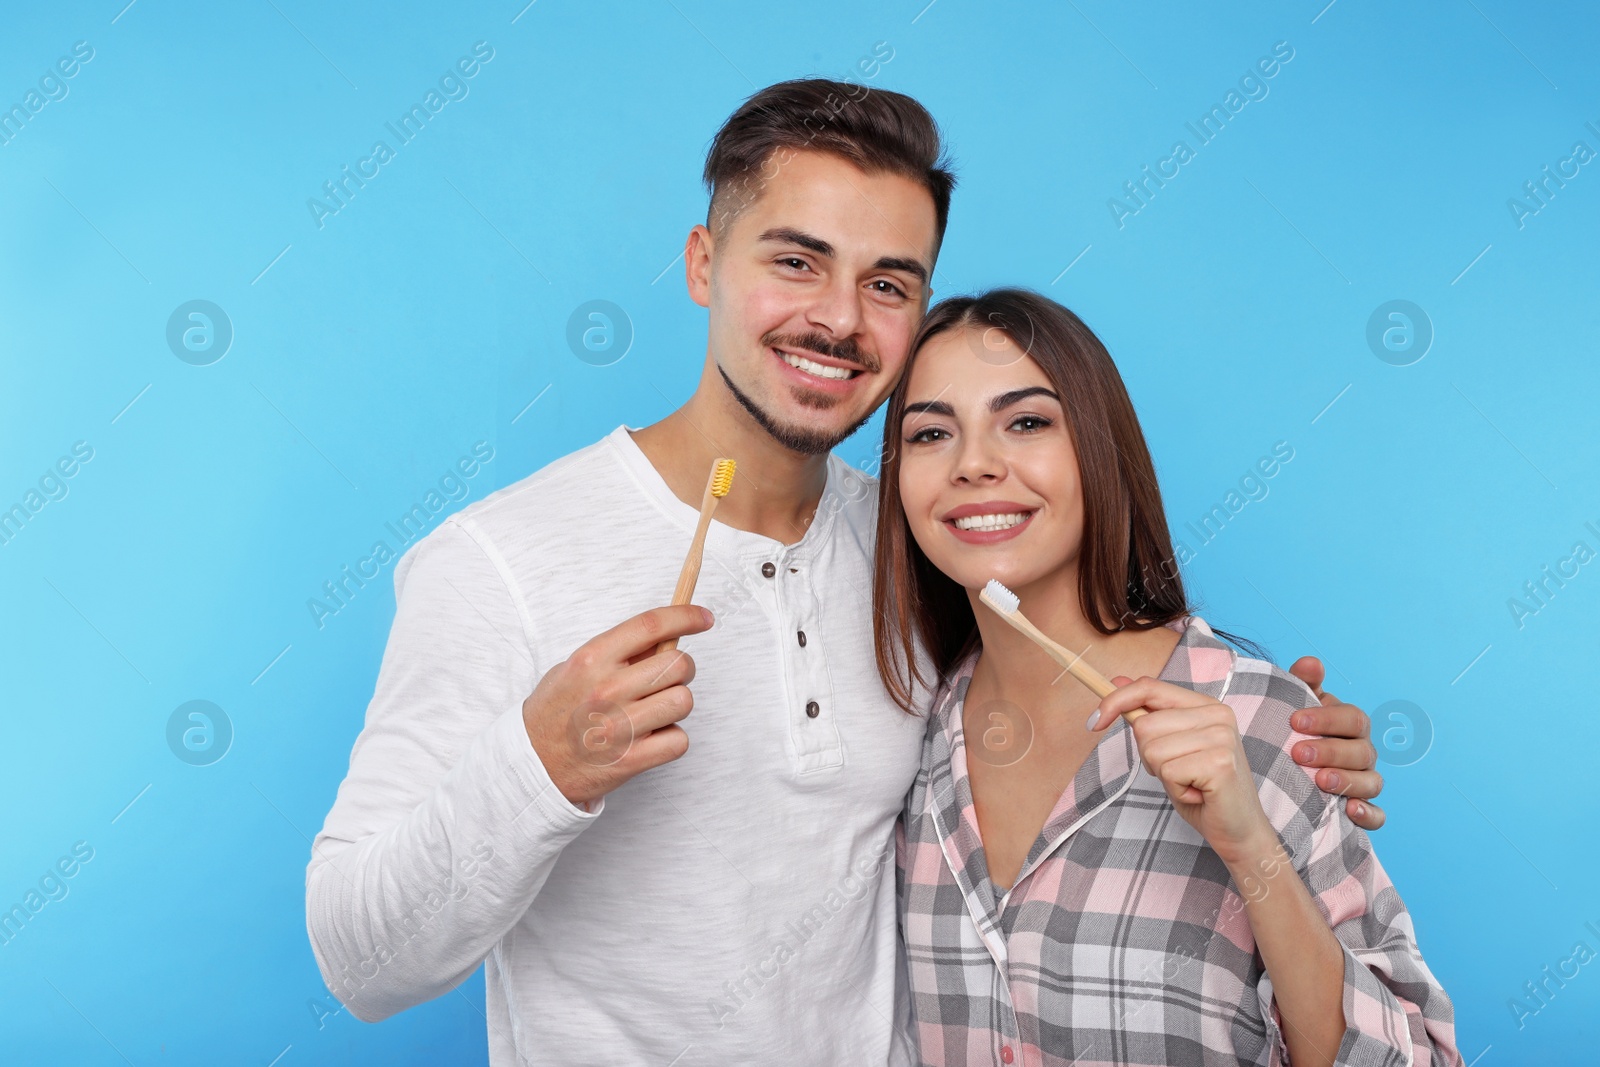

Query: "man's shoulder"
(824, 451), (883, 533)
(400, 431), (626, 573)
(454, 432), (624, 530)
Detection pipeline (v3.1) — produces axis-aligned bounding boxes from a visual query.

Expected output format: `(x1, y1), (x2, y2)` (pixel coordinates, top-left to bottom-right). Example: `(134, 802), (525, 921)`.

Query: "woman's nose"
(952, 433), (1004, 483)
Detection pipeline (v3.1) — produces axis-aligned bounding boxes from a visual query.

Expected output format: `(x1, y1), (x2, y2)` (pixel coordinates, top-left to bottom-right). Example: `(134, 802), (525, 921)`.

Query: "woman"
(873, 290), (1459, 1066)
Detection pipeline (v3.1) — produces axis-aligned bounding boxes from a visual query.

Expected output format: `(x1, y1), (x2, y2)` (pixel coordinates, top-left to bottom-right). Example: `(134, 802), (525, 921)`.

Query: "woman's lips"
(943, 509), (1037, 544)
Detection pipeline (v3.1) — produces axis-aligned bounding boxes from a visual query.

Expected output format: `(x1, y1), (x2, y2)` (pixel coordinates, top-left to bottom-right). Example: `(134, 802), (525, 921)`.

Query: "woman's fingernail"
(1086, 710), (1101, 730)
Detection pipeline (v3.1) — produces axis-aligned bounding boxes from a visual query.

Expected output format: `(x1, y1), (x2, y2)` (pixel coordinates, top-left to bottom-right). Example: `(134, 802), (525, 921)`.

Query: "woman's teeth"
(952, 512), (1031, 531)
(781, 350), (856, 380)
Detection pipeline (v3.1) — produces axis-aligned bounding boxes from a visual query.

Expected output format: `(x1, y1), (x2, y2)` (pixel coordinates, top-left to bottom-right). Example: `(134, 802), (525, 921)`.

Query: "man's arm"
(305, 518), (710, 1022)
(1286, 656), (1385, 831)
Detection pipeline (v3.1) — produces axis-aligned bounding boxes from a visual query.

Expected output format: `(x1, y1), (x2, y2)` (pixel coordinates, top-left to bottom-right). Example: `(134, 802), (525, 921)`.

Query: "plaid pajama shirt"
(897, 615), (1461, 1067)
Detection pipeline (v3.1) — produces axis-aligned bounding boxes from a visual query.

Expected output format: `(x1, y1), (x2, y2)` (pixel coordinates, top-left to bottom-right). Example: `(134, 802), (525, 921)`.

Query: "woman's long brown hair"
(872, 288), (1260, 714)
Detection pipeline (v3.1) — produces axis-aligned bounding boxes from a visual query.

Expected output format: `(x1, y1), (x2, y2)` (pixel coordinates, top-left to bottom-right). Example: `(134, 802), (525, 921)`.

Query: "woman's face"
(897, 326), (1084, 597)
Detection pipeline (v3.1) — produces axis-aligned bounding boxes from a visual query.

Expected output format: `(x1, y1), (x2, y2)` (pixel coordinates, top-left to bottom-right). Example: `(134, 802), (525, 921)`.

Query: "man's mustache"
(762, 331), (879, 373)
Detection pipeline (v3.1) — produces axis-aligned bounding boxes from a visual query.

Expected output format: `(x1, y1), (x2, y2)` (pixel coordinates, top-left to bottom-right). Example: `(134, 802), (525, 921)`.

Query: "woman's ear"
(685, 225), (714, 308)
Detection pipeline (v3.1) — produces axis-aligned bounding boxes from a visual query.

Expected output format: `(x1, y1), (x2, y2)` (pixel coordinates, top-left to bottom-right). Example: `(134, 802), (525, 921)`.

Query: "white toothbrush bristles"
(981, 578), (1020, 615)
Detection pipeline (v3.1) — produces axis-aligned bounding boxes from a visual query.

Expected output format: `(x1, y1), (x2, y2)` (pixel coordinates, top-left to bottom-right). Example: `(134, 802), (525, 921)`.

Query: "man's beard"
(717, 331), (880, 456)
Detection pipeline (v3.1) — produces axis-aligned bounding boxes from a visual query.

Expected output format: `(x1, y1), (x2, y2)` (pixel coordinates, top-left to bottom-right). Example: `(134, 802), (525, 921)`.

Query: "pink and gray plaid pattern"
(896, 615), (1461, 1067)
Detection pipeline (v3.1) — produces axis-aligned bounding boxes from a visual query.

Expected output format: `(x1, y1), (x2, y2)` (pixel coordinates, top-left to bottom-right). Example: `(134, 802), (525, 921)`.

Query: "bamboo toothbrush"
(655, 458), (737, 656)
(978, 578), (1147, 722)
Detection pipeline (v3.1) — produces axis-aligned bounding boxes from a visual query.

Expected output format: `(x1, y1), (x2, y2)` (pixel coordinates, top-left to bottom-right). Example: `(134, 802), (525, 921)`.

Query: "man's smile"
(771, 345), (868, 391)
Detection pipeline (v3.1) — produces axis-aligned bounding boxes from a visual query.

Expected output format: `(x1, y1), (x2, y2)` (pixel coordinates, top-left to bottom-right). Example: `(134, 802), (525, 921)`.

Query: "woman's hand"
(1090, 676), (1277, 866)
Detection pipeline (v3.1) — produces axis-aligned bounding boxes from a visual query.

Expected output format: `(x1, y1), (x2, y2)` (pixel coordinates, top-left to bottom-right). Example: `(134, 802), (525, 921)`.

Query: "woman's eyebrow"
(902, 399), (955, 417)
(989, 386), (1059, 412)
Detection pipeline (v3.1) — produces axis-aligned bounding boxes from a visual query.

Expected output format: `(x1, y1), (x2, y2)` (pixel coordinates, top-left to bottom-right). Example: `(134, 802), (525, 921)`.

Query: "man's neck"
(630, 360), (833, 546)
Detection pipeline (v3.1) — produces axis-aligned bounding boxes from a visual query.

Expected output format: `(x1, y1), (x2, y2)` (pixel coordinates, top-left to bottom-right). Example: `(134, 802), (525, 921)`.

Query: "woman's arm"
(1093, 673), (1463, 1067)
(1222, 826), (1348, 1067)
(1094, 674), (1347, 1063)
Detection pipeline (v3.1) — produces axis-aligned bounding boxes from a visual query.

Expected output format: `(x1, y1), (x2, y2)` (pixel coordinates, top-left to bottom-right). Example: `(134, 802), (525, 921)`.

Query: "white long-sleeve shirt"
(306, 425), (928, 1065)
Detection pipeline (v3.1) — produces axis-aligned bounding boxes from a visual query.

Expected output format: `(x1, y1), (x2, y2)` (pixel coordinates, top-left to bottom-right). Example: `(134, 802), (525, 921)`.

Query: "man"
(306, 79), (1384, 1065)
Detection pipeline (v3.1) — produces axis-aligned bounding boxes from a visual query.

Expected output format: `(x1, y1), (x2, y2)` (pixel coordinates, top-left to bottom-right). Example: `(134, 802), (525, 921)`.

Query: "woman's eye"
(907, 427), (948, 444)
(1010, 415), (1051, 433)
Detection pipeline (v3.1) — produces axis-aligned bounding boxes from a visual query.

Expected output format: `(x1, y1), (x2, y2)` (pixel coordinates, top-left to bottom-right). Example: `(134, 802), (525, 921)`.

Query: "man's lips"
(771, 346), (868, 389)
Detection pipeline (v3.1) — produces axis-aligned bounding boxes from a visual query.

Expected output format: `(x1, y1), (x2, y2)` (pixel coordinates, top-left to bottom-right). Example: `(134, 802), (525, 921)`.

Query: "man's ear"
(685, 224), (714, 308)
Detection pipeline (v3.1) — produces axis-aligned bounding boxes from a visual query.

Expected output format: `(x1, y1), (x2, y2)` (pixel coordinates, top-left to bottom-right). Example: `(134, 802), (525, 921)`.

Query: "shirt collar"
(920, 615), (1239, 919)
(602, 424), (849, 560)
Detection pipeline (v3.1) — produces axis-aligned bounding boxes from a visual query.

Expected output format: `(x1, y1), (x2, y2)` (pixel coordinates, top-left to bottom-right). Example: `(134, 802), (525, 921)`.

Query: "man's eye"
(779, 257), (811, 271)
(869, 279), (907, 297)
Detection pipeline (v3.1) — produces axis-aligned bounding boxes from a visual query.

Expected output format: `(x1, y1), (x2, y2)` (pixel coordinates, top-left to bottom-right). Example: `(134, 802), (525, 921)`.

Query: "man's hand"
(523, 604), (715, 808)
(1287, 656), (1385, 831)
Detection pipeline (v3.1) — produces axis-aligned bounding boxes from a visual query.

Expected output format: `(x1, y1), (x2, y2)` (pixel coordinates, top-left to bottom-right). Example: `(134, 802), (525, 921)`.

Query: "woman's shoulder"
(1176, 617), (1332, 839)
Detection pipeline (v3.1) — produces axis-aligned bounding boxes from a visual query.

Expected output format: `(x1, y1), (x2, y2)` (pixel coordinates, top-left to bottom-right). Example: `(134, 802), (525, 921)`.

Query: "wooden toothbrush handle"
(1006, 611), (1148, 722)
(655, 499), (717, 656)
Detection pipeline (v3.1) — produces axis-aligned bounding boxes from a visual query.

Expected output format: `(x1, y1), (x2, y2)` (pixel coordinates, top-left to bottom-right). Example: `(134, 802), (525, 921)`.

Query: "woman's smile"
(940, 500), (1039, 544)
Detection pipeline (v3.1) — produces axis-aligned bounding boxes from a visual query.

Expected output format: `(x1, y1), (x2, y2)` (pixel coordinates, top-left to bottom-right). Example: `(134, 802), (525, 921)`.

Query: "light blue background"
(3, 1), (1596, 1062)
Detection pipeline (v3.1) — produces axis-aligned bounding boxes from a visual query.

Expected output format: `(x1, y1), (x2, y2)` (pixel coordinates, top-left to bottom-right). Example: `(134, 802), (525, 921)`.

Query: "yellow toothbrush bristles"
(710, 458), (736, 497)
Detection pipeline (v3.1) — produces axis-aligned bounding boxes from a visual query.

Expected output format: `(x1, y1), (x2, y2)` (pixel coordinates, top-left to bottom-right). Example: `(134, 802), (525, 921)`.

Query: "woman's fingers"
(1135, 723), (1240, 771)
(1150, 748), (1232, 806)
(1088, 675), (1214, 731)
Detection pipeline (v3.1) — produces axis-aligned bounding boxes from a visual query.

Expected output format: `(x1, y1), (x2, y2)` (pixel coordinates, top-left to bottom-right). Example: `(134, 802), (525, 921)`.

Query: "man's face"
(690, 149), (939, 455)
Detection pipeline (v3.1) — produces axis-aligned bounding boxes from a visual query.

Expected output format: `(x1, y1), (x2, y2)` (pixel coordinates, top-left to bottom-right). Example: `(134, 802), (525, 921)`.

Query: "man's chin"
(754, 408), (868, 457)
(719, 365), (875, 456)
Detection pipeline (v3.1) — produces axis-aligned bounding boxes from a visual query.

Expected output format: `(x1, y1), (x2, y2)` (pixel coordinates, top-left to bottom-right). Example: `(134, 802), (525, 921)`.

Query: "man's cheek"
(872, 314), (919, 381)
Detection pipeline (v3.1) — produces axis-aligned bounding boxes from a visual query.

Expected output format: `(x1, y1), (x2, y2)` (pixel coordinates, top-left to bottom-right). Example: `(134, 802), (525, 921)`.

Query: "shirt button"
(797, 630), (807, 647)
(1000, 1046), (1014, 1064)
(761, 562), (776, 578)
(805, 700), (820, 719)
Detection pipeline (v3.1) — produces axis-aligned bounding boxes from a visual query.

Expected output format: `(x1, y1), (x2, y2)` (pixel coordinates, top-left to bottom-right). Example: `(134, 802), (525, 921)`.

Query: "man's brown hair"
(703, 78), (956, 245)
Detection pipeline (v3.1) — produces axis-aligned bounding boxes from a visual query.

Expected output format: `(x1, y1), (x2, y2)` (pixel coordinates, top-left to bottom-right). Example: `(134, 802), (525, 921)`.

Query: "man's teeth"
(781, 350), (855, 380)
(953, 512), (1031, 531)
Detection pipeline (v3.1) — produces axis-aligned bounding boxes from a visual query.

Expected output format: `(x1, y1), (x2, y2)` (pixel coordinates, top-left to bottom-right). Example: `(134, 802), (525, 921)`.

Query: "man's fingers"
(627, 684), (695, 735)
(1345, 797), (1386, 831)
(1292, 735), (1377, 773)
(591, 605), (714, 665)
(1290, 701), (1370, 740)
(1313, 766), (1384, 802)
(608, 648), (697, 704)
(626, 723), (690, 771)
(1287, 656), (1326, 698)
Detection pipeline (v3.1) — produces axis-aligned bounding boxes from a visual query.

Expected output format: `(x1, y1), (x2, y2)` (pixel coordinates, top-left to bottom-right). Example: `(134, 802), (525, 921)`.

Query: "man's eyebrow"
(873, 255), (929, 285)
(760, 227), (834, 258)
(759, 228), (929, 286)
(990, 386), (1059, 412)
